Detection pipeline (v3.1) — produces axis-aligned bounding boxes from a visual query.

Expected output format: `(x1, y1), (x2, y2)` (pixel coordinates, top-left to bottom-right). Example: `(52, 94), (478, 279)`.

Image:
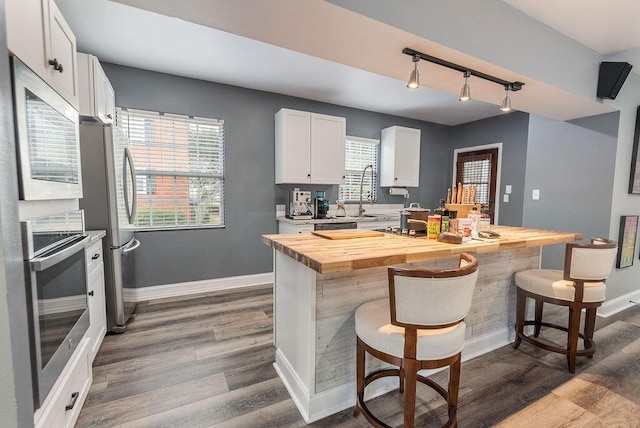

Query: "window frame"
(452, 143), (502, 224)
(339, 136), (380, 203)
(116, 107), (225, 231)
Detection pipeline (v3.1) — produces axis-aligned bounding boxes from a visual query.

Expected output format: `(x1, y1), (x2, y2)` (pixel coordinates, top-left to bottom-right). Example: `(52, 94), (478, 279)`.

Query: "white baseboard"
(598, 289), (640, 318)
(122, 272), (274, 302)
(276, 326), (514, 423)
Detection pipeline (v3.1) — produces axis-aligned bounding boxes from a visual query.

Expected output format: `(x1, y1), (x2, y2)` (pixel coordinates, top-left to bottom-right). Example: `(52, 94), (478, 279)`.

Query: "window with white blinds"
(339, 137), (379, 202)
(116, 107), (224, 229)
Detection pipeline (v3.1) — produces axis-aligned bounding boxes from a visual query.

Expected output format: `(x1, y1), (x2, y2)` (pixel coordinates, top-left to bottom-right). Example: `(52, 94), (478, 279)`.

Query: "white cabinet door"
(275, 109), (311, 184)
(6, 0), (48, 78)
(380, 126), (421, 187)
(87, 267), (106, 362)
(310, 113), (346, 184)
(7, 0), (79, 108)
(44, 0), (79, 108)
(104, 78), (116, 124)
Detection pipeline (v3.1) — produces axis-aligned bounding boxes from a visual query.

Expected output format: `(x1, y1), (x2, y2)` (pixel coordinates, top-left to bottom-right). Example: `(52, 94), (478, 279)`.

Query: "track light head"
(459, 71), (471, 101)
(500, 86), (512, 112)
(407, 55), (420, 89)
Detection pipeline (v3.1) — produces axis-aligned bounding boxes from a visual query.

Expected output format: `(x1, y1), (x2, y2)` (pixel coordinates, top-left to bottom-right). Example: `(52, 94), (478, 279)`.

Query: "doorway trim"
(453, 142), (503, 224)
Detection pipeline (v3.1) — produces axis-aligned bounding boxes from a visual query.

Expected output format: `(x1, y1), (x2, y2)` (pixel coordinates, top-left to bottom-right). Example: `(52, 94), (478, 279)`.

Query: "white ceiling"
(56, 0), (636, 126)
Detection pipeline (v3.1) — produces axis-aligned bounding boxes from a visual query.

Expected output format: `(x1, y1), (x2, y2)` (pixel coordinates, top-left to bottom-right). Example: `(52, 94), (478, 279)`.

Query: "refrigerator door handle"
(123, 148), (138, 225)
(122, 238), (141, 254)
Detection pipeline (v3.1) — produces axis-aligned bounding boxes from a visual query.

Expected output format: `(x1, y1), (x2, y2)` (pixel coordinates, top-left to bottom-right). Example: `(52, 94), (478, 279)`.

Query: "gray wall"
(523, 114), (618, 268)
(448, 112), (530, 226)
(0, 0), (35, 424)
(103, 64), (451, 287)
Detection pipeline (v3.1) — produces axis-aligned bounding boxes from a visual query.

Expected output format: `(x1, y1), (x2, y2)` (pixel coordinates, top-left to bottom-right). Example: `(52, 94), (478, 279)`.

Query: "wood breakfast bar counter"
(262, 226), (582, 423)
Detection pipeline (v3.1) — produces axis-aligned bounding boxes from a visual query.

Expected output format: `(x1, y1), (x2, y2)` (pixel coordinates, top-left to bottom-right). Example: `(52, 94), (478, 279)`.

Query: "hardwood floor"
(76, 285), (640, 427)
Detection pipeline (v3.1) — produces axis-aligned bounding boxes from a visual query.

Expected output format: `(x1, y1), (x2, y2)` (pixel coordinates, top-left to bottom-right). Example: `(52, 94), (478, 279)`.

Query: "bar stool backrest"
(388, 253), (479, 329)
(563, 237), (617, 282)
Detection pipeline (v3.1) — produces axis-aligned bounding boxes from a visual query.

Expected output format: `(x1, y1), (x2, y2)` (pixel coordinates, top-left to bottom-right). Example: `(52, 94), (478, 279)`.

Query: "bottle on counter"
(448, 210), (458, 234)
(468, 204), (481, 232)
(441, 207), (450, 232)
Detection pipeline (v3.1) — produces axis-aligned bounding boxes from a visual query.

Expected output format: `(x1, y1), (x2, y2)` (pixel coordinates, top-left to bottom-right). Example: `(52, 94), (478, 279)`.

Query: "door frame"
(452, 142), (503, 224)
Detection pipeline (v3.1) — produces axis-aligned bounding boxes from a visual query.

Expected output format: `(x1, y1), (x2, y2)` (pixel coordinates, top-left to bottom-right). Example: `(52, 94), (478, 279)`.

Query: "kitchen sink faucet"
(358, 164), (375, 217)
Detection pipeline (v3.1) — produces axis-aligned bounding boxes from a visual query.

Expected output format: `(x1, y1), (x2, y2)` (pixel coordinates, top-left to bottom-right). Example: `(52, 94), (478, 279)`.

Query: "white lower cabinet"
(358, 221), (398, 230)
(279, 222), (314, 234)
(86, 239), (106, 363)
(34, 339), (91, 428)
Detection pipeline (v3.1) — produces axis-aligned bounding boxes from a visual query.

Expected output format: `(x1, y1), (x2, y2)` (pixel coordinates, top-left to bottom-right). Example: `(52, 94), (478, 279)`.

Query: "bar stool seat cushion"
(515, 269), (606, 303)
(355, 298), (466, 360)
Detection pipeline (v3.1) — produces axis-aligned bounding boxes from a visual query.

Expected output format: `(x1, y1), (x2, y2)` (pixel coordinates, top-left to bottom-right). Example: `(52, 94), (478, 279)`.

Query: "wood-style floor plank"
(76, 286), (640, 427)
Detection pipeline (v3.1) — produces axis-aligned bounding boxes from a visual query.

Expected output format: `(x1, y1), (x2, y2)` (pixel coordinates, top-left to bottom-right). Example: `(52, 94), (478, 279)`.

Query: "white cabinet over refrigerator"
(78, 53), (115, 124)
(275, 108), (346, 184)
(380, 125), (421, 187)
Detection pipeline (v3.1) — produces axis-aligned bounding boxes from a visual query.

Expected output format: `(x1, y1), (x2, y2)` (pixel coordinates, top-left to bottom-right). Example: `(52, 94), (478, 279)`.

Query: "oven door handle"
(29, 235), (90, 272)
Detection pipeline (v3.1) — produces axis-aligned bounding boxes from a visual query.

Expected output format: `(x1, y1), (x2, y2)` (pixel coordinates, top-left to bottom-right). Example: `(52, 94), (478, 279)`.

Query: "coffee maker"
(286, 189), (313, 219)
(313, 190), (330, 219)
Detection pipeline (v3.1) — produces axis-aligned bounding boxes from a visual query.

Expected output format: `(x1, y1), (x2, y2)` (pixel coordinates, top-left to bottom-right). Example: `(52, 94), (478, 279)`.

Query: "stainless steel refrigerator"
(79, 121), (140, 333)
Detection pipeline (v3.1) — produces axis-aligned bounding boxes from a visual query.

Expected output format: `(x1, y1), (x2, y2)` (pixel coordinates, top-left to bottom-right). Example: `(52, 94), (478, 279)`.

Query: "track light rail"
(402, 47), (524, 91)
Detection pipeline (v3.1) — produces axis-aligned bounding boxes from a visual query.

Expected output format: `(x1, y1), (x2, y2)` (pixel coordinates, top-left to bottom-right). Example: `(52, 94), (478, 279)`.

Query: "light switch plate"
(505, 185), (512, 194)
(532, 189), (540, 200)
(503, 194), (509, 203)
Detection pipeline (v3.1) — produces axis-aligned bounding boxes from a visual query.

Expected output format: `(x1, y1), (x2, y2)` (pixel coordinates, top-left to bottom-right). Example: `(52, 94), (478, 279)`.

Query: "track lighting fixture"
(403, 47), (524, 111)
(459, 71), (471, 101)
(500, 86), (512, 112)
(407, 55), (420, 89)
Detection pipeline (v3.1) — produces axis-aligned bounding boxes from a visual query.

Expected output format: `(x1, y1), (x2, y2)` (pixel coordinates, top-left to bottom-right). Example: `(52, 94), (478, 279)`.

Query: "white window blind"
(339, 137), (379, 202)
(116, 107), (224, 229)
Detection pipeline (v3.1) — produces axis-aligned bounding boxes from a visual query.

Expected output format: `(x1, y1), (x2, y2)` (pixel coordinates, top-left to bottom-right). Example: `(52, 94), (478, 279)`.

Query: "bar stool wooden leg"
(399, 367), (405, 393)
(584, 307), (597, 356)
(514, 289), (526, 349)
(448, 355), (461, 423)
(354, 338), (365, 417)
(534, 300), (544, 337)
(567, 306), (581, 373)
(403, 360), (418, 428)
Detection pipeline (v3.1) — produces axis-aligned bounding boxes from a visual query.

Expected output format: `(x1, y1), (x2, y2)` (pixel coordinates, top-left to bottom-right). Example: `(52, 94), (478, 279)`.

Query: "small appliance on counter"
(286, 189), (313, 219)
(313, 190), (330, 219)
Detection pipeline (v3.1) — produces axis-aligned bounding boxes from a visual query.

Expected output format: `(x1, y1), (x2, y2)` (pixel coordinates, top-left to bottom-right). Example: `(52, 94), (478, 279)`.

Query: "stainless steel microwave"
(12, 58), (83, 200)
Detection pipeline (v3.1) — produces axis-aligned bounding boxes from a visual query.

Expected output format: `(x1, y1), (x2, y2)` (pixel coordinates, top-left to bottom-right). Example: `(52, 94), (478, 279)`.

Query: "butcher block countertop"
(262, 226), (582, 274)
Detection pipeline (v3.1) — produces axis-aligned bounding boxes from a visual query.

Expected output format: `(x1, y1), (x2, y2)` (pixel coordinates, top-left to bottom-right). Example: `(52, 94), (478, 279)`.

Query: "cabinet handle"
(106, 114), (113, 119)
(48, 58), (63, 73)
(92, 253), (100, 260)
(307, 174), (311, 177)
(88, 290), (94, 296)
(395, 177), (398, 181)
(65, 392), (79, 411)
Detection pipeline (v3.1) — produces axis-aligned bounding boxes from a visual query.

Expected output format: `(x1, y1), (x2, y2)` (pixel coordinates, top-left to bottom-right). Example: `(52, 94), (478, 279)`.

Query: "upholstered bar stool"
(514, 237), (617, 373)
(353, 253), (479, 428)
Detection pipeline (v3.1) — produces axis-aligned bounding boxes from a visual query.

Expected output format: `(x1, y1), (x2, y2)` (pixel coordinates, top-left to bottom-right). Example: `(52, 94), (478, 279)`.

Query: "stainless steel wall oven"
(12, 57), (82, 200)
(22, 211), (90, 409)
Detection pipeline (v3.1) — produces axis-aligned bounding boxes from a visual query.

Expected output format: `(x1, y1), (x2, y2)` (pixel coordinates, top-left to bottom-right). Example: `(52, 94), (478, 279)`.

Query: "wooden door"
(455, 148), (498, 222)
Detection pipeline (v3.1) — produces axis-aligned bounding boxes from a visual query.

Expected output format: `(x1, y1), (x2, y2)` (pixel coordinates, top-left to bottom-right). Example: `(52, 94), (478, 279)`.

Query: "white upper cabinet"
(6, 0), (79, 109)
(78, 53), (116, 123)
(275, 108), (346, 184)
(379, 125), (421, 187)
